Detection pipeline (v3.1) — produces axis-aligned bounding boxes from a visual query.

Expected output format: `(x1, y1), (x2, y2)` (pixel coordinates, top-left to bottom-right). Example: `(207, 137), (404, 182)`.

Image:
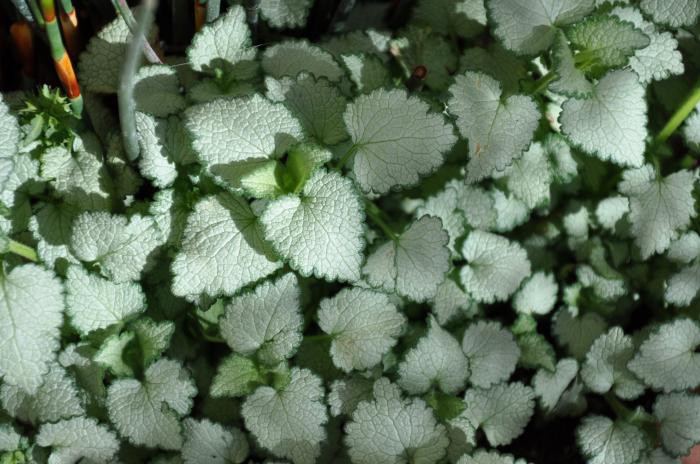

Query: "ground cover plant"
(0, 0), (700, 463)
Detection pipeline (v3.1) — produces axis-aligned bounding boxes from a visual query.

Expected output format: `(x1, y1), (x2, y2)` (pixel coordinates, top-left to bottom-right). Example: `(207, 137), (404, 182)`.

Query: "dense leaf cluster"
(1, 0), (700, 463)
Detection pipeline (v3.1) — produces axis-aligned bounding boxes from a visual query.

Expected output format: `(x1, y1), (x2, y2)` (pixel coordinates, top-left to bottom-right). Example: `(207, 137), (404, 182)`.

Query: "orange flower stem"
(58, 0), (80, 58)
(40, 0), (83, 115)
(9, 21), (35, 78)
(194, 0), (206, 31)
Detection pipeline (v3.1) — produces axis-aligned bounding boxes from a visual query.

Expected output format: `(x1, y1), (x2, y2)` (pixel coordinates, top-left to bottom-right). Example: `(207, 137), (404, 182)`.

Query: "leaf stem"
(335, 144), (357, 170)
(646, 149), (662, 176)
(365, 201), (398, 241)
(8, 239), (38, 262)
(531, 72), (557, 95)
(655, 79), (700, 145)
(604, 392), (631, 420)
(119, 0), (158, 161)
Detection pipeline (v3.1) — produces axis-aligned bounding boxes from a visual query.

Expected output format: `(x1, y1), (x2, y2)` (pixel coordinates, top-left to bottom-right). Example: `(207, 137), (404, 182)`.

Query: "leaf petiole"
(604, 392), (630, 419)
(655, 78), (700, 145)
(7, 239), (38, 262)
(365, 201), (398, 241)
(335, 144), (358, 170)
(530, 72), (557, 95)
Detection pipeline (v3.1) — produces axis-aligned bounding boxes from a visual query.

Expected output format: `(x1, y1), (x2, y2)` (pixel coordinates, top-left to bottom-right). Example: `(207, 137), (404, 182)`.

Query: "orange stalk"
(194, 0), (206, 31)
(41, 0), (82, 115)
(59, 9), (80, 58)
(55, 53), (80, 99)
(9, 21), (34, 77)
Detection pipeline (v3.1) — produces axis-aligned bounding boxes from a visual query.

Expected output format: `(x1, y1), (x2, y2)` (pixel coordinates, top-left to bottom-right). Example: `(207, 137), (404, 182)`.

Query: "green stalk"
(8, 240), (38, 262)
(119, 0), (158, 161)
(206, 0), (220, 22)
(604, 392), (632, 420)
(335, 144), (357, 170)
(112, 0), (163, 64)
(531, 72), (557, 95)
(655, 79), (700, 144)
(40, 0), (82, 115)
(365, 201), (398, 241)
(24, 0), (45, 26)
(58, 0), (73, 14)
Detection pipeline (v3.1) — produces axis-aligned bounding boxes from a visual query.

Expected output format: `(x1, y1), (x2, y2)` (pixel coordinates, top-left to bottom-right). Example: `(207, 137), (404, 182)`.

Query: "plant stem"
(604, 392), (631, 420)
(8, 240), (38, 262)
(58, 0), (73, 15)
(531, 72), (556, 95)
(112, 0), (163, 64)
(365, 201), (398, 241)
(119, 0), (158, 161)
(655, 78), (700, 144)
(58, 0), (80, 58)
(206, 0), (220, 22)
(335, 144), (357, 170)
(194, 0), (206, 31)
(9, 21), (35, 78)
(40, 0), (82, 115)
(646, 149), (662, 176)
(24, 0), (45, 27)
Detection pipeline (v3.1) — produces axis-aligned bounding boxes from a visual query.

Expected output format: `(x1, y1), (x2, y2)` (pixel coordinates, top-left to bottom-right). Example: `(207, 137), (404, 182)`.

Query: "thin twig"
(112, 0), (163, 64)
(119, 0), (158, 161)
